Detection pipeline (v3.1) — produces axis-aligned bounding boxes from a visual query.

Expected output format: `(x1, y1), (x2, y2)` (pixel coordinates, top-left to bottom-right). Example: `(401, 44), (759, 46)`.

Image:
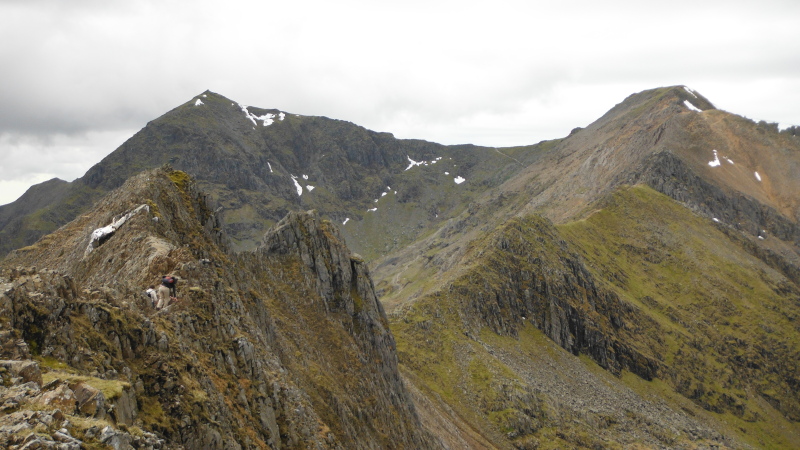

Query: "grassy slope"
(559, 185), (800, 448)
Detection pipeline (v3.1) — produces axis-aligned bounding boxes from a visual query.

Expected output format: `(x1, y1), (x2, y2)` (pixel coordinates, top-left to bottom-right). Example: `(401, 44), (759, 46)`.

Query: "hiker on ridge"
(156, 279), (172, 309)
(145, 285), (158, 308)
(162, 275), (178, 298)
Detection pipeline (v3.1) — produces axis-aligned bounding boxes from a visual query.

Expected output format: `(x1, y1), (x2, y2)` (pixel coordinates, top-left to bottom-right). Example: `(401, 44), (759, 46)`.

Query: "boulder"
(72, 382), (106, 418)
(0, 360), (42, 386)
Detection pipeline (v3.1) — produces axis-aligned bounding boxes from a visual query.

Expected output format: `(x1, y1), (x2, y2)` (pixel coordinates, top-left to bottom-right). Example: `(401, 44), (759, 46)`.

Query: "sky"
(2, 0), (800, 206)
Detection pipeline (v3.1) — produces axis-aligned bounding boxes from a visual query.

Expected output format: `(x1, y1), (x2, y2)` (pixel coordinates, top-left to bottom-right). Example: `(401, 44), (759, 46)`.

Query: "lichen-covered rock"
(34, 381), (76, 412)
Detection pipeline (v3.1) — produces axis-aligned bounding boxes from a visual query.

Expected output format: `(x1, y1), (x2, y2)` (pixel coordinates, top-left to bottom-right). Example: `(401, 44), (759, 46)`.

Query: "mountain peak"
(588, 85), (716, 131)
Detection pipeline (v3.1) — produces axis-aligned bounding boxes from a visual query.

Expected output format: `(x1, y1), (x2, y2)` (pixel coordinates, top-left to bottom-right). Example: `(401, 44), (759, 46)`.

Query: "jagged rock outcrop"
(239, 211), (437, 448)
(0, 355), (165, 449)
(449, 215), (660, 380)
(0, 167), (440, 449)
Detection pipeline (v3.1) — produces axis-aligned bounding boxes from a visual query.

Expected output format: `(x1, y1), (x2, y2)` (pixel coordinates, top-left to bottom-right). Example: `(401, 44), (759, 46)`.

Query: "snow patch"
(202, 94), (207, 98)
(405, 155), (442, 171)
(726, 158), (734, 165)
(755, 171), (762, 181)
(290, 175), (303, 196)
(239, 103), (276, 127)
(367, 207), (377, 212)
(405, 156), (424, 171)
(194, 99), (204, 106)
(279, 112), (286, 121)
(302, 174), (308, 180)
(683, 86), (698, 98)
(267, 162), (273, 173)
(306, 185), (315, 191)
(454, 176), (465, 184)
(684, 100), (703, 112)
(342, 218), (350, 225)
(708, 150), (721, 167)
(381, 192), (387, 197)
(85, 204), (149, 255)
(713, 218), (720, 223)
(444, 171), (450, 175)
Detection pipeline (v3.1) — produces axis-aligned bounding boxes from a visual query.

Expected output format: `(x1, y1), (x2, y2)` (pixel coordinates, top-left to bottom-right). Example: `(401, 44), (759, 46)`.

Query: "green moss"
(146, 198), (161, 218)
(168, 170), (192, 191)
(139, 396), (167, 428)
(37, 356), (75, 373)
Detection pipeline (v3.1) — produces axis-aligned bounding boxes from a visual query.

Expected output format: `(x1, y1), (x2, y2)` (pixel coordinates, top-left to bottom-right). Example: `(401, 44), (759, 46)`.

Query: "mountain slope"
(560, 186), (800, 429)
(0, 91), (554, 259)
(374, 85), (800, 314)
(370, 86), (800, 448)
(2, 85), (800, 448)
(1, 167), (439, 448)
(391, 185), (800, 448)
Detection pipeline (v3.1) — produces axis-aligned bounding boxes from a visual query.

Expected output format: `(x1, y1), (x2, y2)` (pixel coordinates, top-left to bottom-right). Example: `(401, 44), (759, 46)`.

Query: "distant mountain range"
(1, 86), (799, 448)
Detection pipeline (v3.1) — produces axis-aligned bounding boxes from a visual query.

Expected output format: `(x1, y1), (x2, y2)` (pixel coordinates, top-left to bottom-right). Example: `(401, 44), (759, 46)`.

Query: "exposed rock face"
(0, 168), (439, 449)
(634, 149), (800, 292)
(451, 215), (659, 380)
(246, 211), (434, 448)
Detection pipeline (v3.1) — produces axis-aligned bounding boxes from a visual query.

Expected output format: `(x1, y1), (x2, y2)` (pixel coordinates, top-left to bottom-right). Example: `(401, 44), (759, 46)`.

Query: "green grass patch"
(42, 371), (131, 400)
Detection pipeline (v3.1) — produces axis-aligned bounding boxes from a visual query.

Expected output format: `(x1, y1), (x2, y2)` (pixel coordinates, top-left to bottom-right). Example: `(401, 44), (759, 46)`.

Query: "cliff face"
(0, 167), (437, 449)
(449, 215), (659, 380)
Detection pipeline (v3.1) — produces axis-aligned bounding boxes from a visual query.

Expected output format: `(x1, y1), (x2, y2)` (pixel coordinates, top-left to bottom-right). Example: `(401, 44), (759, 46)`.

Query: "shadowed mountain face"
(0, 91), (551, 258)
(2, 86), (800, 448)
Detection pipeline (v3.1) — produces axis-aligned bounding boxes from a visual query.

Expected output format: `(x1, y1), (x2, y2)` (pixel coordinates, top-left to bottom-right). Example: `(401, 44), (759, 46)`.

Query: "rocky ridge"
(0, 167), (438, 449)
(391, 211), (747, 449)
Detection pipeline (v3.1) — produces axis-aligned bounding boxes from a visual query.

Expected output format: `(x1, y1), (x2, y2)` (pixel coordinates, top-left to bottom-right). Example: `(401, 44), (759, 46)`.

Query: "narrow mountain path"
(493, 147), (523, 166)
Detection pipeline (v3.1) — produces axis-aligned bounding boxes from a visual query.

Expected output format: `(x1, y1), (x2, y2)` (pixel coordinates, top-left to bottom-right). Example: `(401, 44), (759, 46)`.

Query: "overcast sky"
(1, 0), (799, 205)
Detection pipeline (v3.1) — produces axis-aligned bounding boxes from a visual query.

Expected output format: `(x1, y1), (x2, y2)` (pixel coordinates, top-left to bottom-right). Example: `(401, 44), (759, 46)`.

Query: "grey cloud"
(2, 0), (800, 202)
